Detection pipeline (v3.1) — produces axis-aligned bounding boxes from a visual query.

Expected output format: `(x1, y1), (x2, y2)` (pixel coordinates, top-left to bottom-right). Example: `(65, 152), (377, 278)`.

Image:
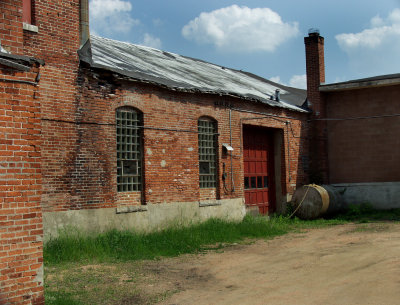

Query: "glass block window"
(116, 107), (143, 192)
(198, 118), (217, 188)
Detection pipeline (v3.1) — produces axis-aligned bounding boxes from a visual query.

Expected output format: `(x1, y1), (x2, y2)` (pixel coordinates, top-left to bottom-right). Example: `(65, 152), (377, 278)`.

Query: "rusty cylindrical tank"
(290, 184), (345, 220)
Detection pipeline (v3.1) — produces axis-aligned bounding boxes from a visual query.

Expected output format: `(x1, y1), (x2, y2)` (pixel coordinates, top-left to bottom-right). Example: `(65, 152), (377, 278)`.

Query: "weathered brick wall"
(40, 67), (309, 212)
(22, 0), (81, 122)
(325, 84), (400, 183)
(0, 0), (25, 54)
(0, 0), (80, 303)
(0, 65), (44, 304)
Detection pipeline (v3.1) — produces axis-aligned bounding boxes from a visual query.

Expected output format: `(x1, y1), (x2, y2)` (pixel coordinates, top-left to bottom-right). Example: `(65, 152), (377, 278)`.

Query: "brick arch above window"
(198, 114), (217, 122)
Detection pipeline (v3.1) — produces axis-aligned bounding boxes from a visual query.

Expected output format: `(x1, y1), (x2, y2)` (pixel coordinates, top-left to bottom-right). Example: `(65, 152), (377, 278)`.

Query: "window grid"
(198, 119), (217, 188)
(116, 108), (142, 192)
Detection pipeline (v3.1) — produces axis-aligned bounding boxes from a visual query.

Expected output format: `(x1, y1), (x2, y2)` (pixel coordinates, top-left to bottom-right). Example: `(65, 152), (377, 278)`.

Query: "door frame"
(242, 125), (286, 215)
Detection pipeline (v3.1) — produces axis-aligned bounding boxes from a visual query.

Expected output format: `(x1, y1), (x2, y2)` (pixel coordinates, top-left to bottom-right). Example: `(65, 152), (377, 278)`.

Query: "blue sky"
(89, 0), (400, 88)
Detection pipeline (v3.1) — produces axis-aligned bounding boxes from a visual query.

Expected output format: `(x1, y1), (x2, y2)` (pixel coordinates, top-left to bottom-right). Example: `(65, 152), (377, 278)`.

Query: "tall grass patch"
(45, 215), (343, 264)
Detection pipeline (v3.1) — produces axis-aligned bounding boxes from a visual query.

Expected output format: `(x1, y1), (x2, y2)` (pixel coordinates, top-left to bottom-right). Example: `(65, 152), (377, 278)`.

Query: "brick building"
(305, 30), (400, 209)
(39, 34), (308, 238)
(2, 0), (398, 303)
(1, 1), (309, 303)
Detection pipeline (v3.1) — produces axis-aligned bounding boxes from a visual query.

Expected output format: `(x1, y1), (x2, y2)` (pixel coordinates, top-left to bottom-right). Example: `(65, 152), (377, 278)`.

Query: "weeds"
(44, 215), (343, 265)
(45, 290), (81, 305)
(333, 203), (400, 222)
(43, 211), (399, 304)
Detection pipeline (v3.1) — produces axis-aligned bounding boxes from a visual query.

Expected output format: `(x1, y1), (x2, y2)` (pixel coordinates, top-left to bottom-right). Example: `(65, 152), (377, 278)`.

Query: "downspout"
(286, 121), (291, 182)
(229, 108), (235, 192)
(80, 0), (90, 47)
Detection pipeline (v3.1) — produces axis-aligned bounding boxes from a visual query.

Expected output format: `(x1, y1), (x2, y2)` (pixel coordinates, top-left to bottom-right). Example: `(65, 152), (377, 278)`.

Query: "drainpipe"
(229, 108), (235, 192)
(286, 121), (291, 182)
(80, 0), (90, 47)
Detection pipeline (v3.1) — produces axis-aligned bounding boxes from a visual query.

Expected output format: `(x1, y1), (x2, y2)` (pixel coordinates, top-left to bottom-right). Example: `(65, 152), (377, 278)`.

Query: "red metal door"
(243, 126), (275, 214)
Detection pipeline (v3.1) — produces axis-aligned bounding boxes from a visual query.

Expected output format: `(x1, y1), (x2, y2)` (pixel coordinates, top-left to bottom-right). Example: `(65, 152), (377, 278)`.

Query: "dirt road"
(139, 223), (400, 305)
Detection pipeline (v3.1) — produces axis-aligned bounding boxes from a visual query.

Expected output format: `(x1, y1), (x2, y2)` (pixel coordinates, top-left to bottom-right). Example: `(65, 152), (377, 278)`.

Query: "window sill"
(23, 23), (38, 33)
(199, 201), (221, 207)
(116, 205), (148, 214)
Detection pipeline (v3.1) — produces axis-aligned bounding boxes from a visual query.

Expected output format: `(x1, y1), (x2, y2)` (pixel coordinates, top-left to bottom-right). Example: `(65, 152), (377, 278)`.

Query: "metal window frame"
(198, 118), (217, 188)
(116, 108), (143, 192)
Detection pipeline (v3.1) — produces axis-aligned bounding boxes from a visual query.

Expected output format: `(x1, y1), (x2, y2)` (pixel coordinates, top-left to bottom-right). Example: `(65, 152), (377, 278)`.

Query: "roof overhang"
(319, 73), (400, 92)
(0, 51), (45, 71)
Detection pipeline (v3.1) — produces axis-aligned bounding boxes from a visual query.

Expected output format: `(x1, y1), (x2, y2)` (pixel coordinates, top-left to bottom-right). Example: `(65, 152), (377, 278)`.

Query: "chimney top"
(308, 28), (320, 37)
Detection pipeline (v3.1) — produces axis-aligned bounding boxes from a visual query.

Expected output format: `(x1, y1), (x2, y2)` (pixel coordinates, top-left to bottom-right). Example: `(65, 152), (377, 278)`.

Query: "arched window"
(116, 107), (143, 192)
(198, 117), (217, 188)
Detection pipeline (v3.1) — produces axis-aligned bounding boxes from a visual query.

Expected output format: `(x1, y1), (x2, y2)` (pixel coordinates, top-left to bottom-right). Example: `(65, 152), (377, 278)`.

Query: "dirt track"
(139, 223), (400, 305)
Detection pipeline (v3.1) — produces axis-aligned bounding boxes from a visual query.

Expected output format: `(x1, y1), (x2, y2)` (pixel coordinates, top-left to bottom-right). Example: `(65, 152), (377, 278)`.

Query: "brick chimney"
(304, 29), (325, 117)
(304, 29), (328, 184)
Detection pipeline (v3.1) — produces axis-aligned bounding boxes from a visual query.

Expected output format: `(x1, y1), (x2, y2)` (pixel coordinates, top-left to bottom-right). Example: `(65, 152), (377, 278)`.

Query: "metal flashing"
(0, 51), (44, 66)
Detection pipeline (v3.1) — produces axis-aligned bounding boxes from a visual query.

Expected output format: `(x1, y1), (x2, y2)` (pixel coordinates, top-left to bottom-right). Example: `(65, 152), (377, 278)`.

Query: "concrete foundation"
(43, 198), (246, 241)
(331, 182), (400, 210)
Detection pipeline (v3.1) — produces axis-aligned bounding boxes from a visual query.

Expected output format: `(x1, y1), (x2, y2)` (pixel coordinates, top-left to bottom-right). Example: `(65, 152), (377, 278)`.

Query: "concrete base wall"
(331, 182), (400, 210)
(43, 198), (245, 241)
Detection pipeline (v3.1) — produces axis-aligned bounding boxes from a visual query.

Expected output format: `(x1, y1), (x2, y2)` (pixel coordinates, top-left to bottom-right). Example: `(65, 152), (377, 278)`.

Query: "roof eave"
(320, 76), (400, 92)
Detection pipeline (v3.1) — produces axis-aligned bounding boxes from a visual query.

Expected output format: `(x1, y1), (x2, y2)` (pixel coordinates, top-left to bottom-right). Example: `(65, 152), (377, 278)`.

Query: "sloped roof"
(78, 35), (308, 112)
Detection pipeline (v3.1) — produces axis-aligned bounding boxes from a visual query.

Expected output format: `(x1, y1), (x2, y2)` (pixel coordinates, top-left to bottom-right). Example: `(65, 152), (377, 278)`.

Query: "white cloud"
(269, 74), (306, 89)
(89, 0), (140, 36)
(335, 9), (400, 76)
(269, 76), (281, 83)
(289, 74), (306, 89)
(336, 9), (400, 50)
(182, 5), (299, 52)
(153, 18), (163, 27)
(141, 33), (162, 49)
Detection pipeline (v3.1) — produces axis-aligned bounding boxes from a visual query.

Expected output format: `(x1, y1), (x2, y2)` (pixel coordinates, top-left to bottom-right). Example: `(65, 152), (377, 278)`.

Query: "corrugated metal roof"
(78, 35), (308, 112)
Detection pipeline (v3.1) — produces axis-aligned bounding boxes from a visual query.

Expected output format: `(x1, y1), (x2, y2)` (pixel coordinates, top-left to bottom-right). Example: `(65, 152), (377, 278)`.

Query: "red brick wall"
(22, 0), (80, 122)
(22, 0), (82, 215)
(40, 68), (309, 212)
(0, 0), (25, 54)
(325, 84), (400, 183)
(1, 0), (80, 303)
(0, 65), (44, 304)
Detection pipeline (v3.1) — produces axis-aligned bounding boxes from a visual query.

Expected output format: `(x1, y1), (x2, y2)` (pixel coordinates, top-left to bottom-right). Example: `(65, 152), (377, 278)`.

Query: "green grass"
(45, 291), (82, 305)
(44, 215), (344, 265)
(43, 215), (345, 304)
(331, 203), (400, 223)
(43, 209), (400, 304)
